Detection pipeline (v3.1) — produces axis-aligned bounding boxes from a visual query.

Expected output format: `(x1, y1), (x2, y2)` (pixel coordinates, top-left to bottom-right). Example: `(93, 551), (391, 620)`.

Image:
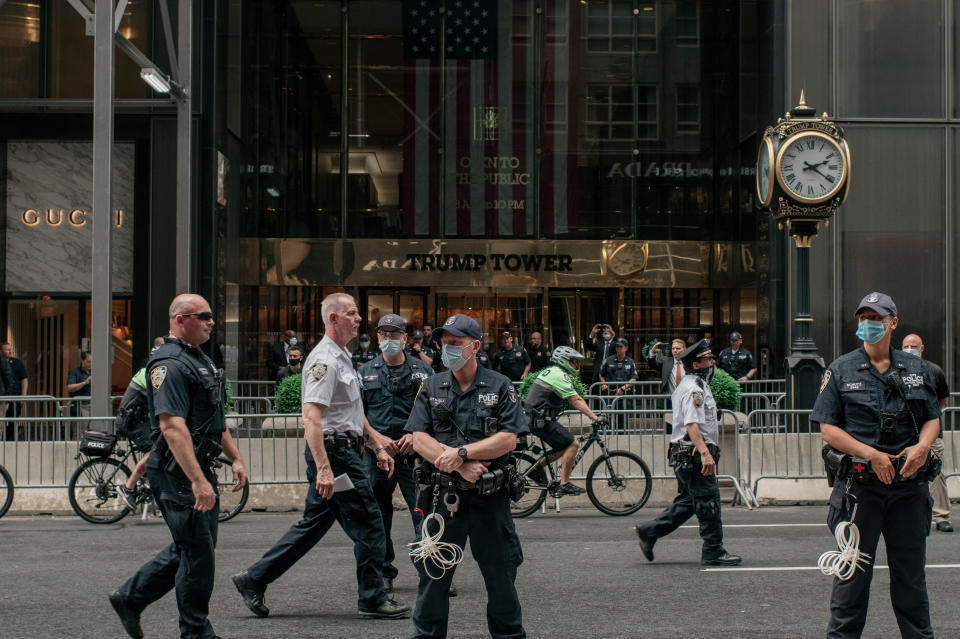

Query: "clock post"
(756, 92), (851, 429)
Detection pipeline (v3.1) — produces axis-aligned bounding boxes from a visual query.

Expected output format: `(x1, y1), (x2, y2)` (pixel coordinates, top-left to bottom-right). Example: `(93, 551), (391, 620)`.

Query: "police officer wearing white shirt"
(231, 293), (410, 621)
(634, 339), (741, 566)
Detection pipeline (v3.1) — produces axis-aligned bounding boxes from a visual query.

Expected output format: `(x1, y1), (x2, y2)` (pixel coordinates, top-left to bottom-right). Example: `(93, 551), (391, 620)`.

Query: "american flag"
(401, 0), (580, 236)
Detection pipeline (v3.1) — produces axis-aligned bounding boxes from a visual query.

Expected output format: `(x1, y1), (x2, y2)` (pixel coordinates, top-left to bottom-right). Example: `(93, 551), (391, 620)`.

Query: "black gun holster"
(154, 435), (223, 479)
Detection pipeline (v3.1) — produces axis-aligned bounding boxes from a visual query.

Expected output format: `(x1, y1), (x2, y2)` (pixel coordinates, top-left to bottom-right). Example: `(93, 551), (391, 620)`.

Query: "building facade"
(0, 0), (956, 389)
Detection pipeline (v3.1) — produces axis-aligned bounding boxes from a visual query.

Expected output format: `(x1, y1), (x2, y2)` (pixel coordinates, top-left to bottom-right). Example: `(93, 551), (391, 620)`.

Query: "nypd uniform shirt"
(599, 355), (638, 384)
(717, 346), (756, 379)
(352, 347), (376, 369)
(671, 374), (718, 445)
(302, 334), (364, 437)
(493, 344), (531, 381)
(404, 366), (529, 463)
(811, 347), (941, 454)
(146, 336), (225, 445)
(359, 353), (433, 436)
(528, 344), (552, 372)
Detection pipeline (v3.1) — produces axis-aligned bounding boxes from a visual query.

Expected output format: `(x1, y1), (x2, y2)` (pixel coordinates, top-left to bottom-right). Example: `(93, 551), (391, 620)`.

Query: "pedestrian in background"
(267, 329), (299, 380)
(648, 338), (687, 394)
(66, 351), (92, 417)
(587, 323), (617, 386)
(902, 332), (953, 533)
(276, 345), (304, 383)
(527, 331), (552, 374)
(352, 333), (376, 369)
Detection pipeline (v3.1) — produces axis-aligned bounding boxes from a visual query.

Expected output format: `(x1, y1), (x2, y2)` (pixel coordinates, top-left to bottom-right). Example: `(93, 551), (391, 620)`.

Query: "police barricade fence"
(742, 408), (827, 506)
(233, 380), (276, 399)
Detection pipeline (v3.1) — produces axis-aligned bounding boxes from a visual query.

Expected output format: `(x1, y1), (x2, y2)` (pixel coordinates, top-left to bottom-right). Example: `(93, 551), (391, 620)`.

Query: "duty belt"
(324, 433), (365, 454)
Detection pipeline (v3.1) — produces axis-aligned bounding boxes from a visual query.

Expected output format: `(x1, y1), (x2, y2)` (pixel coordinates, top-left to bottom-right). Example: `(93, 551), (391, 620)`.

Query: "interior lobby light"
(140, 67), (171, 94)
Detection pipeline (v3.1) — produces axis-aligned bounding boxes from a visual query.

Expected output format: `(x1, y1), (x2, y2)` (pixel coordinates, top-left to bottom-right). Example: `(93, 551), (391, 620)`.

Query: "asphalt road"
(2, 504), (959, 638)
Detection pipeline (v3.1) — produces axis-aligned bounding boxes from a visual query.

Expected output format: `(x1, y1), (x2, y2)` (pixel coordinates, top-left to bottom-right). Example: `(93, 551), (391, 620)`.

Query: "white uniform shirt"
(670, 373), (718, 445)
(301, 334), (364, 437)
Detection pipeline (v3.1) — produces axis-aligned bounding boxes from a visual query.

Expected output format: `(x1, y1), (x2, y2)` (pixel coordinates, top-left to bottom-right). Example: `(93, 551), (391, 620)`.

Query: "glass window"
(676, 85), (699, 133)
(0, 0), (40, 98)
(675, 1), (698, 46)
(837, 0), (943, 118)
(585, 0), (656, 53)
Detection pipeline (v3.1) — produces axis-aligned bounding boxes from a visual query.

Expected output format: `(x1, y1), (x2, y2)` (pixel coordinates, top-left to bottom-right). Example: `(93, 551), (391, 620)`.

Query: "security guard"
(110, 294), (248, 639)
(527, 331), (552, 373)
(717, 331), (757, 381)
(405, 313), (528, 639)
(231, 293), (410, 620)
(812, 292), (940, 639)
(634, 339), (741, 567)
(359, 313), (434, 593)
(352, 333), (376, 369)
(493, 331), (531, 382)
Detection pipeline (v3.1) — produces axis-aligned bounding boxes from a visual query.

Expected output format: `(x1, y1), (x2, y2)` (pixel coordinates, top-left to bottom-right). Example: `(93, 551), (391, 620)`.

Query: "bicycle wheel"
(215, 456), (249, 522)
(68, 457), (133, 524)
(510, 452), (548, 518)
(0, 464), (13, 519)
(586, 451), (652, 516)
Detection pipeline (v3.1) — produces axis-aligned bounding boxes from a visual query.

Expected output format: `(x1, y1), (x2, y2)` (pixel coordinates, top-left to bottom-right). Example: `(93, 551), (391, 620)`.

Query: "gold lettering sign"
(19, 209), (124, 228)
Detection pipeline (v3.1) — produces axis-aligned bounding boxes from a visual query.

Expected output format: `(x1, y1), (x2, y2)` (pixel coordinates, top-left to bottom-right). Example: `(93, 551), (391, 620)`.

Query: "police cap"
(377, 313), (408, 333)
(855, 292), (898, 318)
(729, 331), (742, 341)
(436, 313), (482, 340)
(359, 333), (370, 340)
(411, 330), (425, 339)
(501, 331), (513, 340)
(614, 337), (629, 347)
(679, 339), (715, 369)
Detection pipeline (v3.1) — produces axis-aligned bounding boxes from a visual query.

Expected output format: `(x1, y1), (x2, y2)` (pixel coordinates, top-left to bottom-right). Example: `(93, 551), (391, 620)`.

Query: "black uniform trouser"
(364, 450), (421, 579)
(246, 443), (387, 610)
(116, 463), (219, 639)
(636, 462), (724, 558)
(411, 489), (524, 639)
(826, 479), (933, 639)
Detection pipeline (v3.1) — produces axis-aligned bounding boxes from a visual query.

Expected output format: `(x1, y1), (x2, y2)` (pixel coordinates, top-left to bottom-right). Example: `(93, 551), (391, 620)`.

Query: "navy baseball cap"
(729, 331), (742, 341)
(614, 337), (628, 347)
(377, 314), (407, 332)
(436, 314), (482, 339)
(855, 292), (898, 318)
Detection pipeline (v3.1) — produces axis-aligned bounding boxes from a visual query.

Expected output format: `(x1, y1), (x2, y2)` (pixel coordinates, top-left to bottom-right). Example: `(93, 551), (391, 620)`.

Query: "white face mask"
(288, 337), (298, 346)
(902, 346), (921, 357)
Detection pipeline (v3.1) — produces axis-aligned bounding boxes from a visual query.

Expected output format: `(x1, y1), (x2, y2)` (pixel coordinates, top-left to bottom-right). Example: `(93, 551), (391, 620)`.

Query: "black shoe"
(383, 577), (394, 593)
(109, 590), (143, 639)
(117, 485), (138, 511)
(634, 526), (655, 562)
(701, 551), (742, 566)
(358, 598), (411, 619)
(559, 483), (585, 496)
(232, 570), (269, 618)
(448, 584), (458, 597)
(936, 521), (954, 533)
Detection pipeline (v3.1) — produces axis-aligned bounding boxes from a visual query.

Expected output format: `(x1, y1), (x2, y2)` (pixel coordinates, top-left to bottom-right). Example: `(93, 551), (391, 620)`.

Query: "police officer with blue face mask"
(813, 292), (941, 639)
(359, 314), (434, 594)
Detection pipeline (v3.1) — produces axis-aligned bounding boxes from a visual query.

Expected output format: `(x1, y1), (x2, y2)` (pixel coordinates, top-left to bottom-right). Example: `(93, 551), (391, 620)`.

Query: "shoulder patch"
(311, 362), (329, 382)
(819, 370), (832, 395)
(562, 373), (571, 382)
(508, 386), (517, 403)
(150, 365), (167, 389)
(691, 390), (704, 407)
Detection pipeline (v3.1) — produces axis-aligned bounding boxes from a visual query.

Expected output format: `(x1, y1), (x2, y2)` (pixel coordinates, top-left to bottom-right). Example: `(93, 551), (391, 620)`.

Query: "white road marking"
(703, 564), (960, 572)
(679, 523), (824, 529)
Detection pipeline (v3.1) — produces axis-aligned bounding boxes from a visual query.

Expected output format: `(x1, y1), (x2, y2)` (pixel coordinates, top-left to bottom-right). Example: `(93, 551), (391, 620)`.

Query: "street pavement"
(2, 504), (960, 638)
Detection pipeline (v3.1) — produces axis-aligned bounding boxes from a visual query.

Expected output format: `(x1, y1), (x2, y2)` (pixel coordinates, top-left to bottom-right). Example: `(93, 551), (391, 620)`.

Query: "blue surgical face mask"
(856, 319), (887, 344)
(359, 340), (370, 349)
(442, 343), (474, 371)
(380, 339), (403, 356)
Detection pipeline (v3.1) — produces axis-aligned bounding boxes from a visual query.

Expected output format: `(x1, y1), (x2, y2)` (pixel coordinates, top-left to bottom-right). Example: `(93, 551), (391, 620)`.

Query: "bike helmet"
(551, 346), (584, 374)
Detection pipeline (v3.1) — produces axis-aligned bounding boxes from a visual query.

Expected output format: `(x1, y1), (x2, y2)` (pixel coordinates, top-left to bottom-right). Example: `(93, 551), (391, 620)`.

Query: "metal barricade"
(231, 396), (274, 415)
(743, 408), (822, 506)
(232, 380), (277, 398)
(0, 415), (114, 488)
(939, 406), (960, 481)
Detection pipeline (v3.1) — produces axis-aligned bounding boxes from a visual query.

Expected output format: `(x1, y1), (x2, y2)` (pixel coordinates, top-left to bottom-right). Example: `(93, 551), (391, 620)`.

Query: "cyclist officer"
(812, 292), (940, 639)
(359, 313), (434, 593)
(523, 346), (607, 496)
(633, 339), (741, 567)
(110, 294), (248, 639)
(404, 313), (528, 639)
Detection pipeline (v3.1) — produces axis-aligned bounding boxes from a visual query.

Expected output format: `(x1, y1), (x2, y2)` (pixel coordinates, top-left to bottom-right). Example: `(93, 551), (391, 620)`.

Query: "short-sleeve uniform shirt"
(671, 374), (718, 445)
(303, 334), (364, 437)
(359, 353), (433, 436)
(718, 347), (756, 379)
(600, 355), (638, 383)
(493, 345), (531, 381)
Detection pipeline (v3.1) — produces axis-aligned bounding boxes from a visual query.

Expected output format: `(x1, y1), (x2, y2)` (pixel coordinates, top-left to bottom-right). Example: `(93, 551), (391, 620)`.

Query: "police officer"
(634, 339), (741, 567)
(493, 331), (531, 382)
(352, 333), (377, 369)
(231, 293), (410, 620)
(476, 346), (491, 369)
(405, 314), (528, 638)
(527, 331), (552, 373)
(599, 337), (638, 430)
(812, 292), (940, 639)
(717, 331), (757, 381)
(423, 322), (443, 371)
(110, 294), (248, 639)
(407, 329), (438, 369)
(359, 313), (434, 593)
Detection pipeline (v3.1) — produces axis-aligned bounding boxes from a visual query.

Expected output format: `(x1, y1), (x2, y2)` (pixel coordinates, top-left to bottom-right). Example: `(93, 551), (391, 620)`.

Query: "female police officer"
(812, 292), (941, 639)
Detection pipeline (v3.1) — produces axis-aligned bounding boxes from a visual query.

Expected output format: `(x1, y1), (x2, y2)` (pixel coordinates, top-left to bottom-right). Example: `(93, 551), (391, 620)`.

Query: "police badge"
(819, 370), (832, 395)
(691, 390), (704, 407)
(311, 362), (329, 382)
(150, 366), (167, 389)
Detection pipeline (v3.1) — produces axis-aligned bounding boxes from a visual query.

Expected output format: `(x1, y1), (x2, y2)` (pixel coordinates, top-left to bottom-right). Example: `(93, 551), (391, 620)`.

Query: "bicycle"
(511, 419), (652, 517)
(0, 462), (13, 518)
(68, 432), (248, 525)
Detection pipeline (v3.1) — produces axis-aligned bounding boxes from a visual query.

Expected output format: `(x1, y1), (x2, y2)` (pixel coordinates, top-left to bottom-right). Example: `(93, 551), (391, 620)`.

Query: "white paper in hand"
(333, 473), (355, 493)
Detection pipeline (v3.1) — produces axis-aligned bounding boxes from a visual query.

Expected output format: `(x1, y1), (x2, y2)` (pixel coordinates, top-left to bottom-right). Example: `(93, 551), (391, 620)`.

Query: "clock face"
(776, 131), (846, 204)
(756, 137), (773, 206)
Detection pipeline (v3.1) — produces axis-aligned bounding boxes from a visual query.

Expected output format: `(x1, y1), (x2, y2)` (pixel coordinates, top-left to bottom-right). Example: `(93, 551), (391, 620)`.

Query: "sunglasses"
(181, 312), (214, 321)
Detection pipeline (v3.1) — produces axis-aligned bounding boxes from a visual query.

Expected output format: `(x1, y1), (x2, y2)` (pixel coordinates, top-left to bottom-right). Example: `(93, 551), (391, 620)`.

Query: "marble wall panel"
(5, 141), (135, 294)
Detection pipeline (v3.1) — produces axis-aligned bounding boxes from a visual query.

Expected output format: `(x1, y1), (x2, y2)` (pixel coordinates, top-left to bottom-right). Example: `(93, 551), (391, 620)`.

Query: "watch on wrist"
(374, 444), (386, 454)
(457, 446), (468, 461)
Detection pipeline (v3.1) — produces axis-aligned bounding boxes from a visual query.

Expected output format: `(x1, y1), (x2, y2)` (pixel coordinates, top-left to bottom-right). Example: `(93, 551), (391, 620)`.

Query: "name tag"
(479, 392), (499, 407)
(842, 381), (867, 392)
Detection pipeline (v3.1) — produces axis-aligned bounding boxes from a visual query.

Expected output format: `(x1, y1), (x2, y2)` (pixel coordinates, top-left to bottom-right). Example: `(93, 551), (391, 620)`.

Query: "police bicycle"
(510, 417), (652, 517)
(0, 462), (13, 519)
(68, 430), (248, 524)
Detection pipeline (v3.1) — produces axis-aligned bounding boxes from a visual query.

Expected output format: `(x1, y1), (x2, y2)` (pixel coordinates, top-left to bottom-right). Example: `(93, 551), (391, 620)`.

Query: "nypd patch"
(311, 362), (329, 382)
(691, 391), (704, 407)
(819, 370), (832, 395)
(508, 387), (517, 403)
(150, 366), (167, 389)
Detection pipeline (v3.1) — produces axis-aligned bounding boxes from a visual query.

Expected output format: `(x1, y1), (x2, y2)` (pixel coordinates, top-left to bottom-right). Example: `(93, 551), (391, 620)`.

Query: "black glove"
(593, 413), (609, 428)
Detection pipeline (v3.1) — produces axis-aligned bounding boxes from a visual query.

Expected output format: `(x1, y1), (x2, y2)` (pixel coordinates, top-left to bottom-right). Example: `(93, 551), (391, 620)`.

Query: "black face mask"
(288, 359), (301, 367)
(693, 365), (715, 383)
